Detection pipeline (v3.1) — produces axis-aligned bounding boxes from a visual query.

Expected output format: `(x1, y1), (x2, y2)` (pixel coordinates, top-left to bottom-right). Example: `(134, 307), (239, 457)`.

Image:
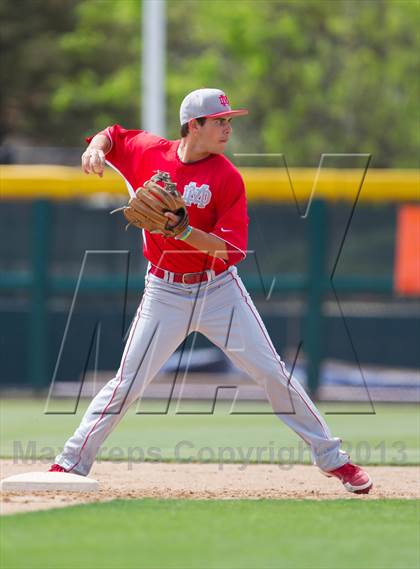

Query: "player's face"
(198, 117), (233, 154)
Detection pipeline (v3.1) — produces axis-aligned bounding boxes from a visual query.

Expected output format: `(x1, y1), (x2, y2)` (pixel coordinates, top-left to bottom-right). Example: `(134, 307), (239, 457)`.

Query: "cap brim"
(203, 109), (249, 119)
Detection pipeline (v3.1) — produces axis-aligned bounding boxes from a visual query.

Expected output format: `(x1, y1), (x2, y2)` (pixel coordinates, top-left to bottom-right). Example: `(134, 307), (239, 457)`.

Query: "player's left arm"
(181, 227), (228, 260)
(164, 212), (228, 260)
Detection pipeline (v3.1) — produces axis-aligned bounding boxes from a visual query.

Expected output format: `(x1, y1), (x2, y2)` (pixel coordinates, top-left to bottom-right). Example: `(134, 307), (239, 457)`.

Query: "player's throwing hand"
(82, 147), (106, 177)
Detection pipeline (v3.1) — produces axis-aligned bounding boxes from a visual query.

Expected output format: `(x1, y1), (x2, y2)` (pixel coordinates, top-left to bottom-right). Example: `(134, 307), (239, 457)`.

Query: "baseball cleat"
(48, 463), (68, 473)
(323, 462), (373, 494)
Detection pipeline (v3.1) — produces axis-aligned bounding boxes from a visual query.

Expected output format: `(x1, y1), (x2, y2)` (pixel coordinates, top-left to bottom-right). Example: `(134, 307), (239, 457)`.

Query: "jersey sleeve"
(210, 169), (249, 266)
(85, 124), (152, 192)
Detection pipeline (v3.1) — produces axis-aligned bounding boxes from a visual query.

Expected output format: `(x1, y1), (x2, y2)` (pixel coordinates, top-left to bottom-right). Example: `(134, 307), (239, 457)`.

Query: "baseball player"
(50, 88), (372, 494)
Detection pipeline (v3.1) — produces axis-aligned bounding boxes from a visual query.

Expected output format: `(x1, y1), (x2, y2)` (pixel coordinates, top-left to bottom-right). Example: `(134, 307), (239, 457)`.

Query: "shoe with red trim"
(323, 462), (373, 494)
(48, 463), (68, 473)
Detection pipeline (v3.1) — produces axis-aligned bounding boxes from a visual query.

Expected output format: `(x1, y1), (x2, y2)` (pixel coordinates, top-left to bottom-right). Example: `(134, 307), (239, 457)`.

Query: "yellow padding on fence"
(0, 165), (418, 202)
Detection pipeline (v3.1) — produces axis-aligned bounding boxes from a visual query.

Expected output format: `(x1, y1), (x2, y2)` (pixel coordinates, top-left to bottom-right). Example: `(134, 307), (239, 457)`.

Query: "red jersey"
(90, 124), (249, 273)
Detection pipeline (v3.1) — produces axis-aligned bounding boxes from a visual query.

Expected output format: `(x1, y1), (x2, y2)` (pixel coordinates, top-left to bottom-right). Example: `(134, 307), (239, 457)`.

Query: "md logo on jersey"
(182, 182), (212, 208)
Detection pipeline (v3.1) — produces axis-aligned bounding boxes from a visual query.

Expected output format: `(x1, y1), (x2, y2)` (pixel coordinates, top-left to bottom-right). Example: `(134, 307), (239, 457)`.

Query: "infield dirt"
(1, 460), (419, 515)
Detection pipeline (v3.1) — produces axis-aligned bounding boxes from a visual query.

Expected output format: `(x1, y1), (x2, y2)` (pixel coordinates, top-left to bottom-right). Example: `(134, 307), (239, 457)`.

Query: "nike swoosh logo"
(220, 228), (232, 232)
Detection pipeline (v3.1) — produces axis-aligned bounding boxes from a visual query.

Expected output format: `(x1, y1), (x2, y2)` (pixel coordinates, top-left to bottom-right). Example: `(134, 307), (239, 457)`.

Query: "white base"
(0, 472), (99, 492)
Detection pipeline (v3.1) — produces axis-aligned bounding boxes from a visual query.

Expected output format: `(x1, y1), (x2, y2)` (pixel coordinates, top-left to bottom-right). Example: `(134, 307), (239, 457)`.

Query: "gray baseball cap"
(179, 88), (248, 125)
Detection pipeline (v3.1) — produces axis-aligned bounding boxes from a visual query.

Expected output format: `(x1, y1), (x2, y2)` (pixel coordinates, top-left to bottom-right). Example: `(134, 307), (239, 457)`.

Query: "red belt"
(149, 265), (225, 285)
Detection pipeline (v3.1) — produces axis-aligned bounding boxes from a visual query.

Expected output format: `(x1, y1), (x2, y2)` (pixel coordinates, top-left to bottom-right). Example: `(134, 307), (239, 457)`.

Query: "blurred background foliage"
(1, 0), (419, 166)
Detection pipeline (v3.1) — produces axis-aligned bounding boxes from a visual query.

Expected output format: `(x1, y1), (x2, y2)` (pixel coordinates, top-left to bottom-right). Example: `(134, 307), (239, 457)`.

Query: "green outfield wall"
(0, 168), (418, 394)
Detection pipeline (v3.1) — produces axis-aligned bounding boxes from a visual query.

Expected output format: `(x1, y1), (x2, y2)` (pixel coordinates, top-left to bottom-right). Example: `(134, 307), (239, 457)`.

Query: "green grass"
(2, 400), (418, 569)
(1, 499), (419, 569)
(1, 399), (419, 465)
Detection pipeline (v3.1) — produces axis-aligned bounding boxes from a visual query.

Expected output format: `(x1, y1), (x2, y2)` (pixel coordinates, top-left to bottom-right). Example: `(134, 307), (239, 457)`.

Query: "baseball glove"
(112, 171), (189, 238)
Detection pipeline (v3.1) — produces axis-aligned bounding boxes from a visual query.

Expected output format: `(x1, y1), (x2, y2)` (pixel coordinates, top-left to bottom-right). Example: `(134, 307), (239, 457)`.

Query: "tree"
(166, 0), (419, 167)
(50, 0), (140, 144)
(0, 0), (140, 145)
(0, 0), (78, 144)
(1, 0), (418, 166)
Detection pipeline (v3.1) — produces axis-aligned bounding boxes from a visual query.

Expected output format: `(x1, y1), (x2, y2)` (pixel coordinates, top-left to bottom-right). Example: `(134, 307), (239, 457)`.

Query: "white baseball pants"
(56, 266), (348, 475)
